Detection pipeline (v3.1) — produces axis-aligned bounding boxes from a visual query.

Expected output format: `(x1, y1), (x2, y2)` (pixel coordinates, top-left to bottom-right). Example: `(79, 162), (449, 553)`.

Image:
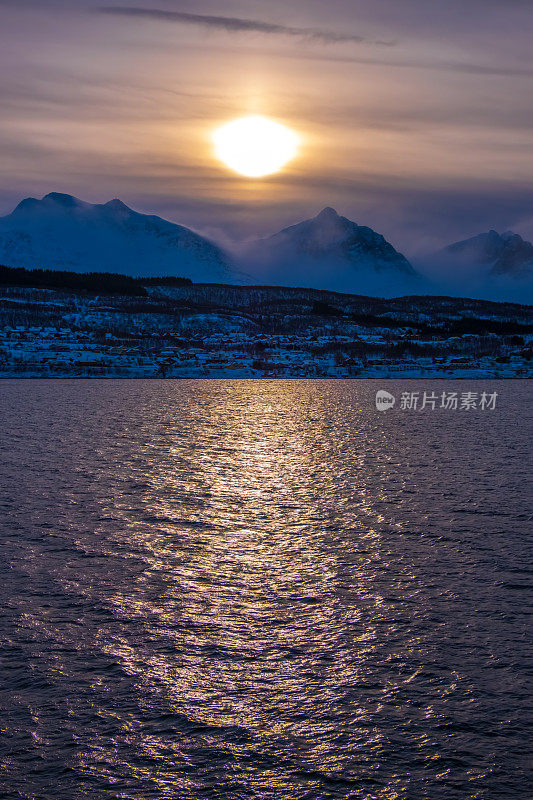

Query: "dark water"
(0, 380), (531, 800)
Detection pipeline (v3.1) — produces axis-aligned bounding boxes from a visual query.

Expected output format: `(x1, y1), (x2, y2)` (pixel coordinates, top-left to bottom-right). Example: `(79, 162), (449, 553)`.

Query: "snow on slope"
(443, 230), (533, 278)
(0, 193), (232, 281)
(237, 207), (419, 296)
(412, 229), (533, 304)
(3, 194), (530, 302)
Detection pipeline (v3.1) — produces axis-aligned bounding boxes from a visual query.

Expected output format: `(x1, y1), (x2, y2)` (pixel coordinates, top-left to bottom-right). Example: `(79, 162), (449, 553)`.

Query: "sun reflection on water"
(2, 379), (525, 798)
(81, 382), (413, 794)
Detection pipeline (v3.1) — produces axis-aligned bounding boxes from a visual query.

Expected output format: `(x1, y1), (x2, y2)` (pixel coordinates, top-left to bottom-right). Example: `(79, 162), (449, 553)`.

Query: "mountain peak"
(104, 198), (130, 212)
(0, 192), (231, 281)
(260, 208), (416, 287)
(10, 193), (84, 217)
(42, 192), (80, 208)
(102, 198), (134, 218)
(501, 230), (522, 242)
(11, 197), (40, 215)
(444, 229), (533, 278)
(316, 207), (340, 222)
(483, 229), (522, 244)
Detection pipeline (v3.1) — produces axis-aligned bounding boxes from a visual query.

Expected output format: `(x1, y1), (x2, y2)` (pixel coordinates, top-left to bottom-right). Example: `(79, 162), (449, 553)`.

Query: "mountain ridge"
(443, 229), (533, 278)
(0, 192), (232, 282)
(237, 206), (418, 296)
(265, 206), (416, 275)
(1, 193), (532, 301)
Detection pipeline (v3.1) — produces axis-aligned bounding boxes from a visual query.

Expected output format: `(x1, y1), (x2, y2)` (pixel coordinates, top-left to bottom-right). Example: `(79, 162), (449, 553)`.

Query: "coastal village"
(0, 282), (531, 379)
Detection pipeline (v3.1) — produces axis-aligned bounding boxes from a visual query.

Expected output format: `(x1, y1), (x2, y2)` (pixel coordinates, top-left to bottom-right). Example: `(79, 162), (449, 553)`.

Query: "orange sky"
(1, 0), (532, 251)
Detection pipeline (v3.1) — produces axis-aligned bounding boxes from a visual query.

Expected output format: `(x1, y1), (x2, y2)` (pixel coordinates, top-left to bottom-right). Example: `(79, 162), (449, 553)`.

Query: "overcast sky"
(1, 0), (532, 252)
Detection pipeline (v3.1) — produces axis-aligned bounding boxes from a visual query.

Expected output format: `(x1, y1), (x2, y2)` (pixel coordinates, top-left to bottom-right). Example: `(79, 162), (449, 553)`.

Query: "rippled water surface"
(1, 380), (531, 800)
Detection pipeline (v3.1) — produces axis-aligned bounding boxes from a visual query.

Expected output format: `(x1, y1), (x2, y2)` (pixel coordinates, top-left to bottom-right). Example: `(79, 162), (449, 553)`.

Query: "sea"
(0, 379), (531, 800)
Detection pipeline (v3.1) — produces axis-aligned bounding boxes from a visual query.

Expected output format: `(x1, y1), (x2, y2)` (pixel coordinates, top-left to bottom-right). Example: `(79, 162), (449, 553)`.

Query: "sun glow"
(213, 116), (299, 178)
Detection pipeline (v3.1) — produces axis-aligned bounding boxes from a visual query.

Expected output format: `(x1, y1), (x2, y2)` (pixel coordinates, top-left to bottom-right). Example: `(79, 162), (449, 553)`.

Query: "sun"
(213, 115), (299, 178)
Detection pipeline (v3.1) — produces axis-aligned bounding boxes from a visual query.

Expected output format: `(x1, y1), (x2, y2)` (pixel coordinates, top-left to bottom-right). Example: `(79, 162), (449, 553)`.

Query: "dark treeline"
(311, 301), (533, 337)
(142, 276), (193, 287)
(0, 264), (193, 296)
(352, 313), (533, 337)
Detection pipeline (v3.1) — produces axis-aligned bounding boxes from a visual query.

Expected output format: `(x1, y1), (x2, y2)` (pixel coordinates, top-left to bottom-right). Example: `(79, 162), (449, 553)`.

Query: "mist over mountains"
(416, 230), (533, 303)
(0, 192), (531, 302)
(443, 230), (533, 278)
(235, 207), (419, 296)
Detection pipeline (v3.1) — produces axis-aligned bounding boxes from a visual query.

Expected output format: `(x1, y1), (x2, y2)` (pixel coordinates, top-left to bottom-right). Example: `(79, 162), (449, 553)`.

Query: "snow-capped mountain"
(267, 207), (415, 272)
(0, 193), (232, 281)
(411, 229), (533, 304)
(239, 207), (418, 294)
(443, 230), (533, 278)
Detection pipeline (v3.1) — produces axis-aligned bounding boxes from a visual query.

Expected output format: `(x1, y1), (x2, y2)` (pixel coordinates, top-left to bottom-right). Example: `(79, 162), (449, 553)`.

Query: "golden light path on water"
(0, 380), (530, 799)
(85, 383), (411, 795)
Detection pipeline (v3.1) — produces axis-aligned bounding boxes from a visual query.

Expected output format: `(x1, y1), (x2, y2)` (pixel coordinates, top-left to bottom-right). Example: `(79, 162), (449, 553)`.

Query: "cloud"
(268, 47), (533, 78)
(97, 6), (368, 44)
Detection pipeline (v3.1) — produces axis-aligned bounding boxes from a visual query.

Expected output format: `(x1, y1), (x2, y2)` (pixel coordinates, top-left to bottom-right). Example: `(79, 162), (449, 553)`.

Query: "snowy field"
(0, 283), (531, 379)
